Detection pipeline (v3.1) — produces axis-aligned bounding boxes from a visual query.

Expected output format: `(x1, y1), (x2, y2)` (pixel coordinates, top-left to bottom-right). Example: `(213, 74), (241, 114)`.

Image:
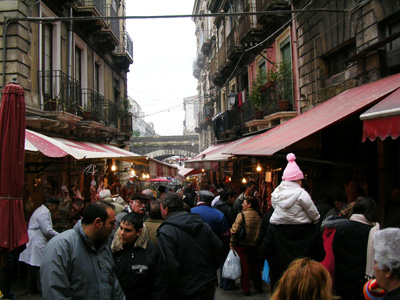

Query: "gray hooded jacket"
(40, 220), (125, 300)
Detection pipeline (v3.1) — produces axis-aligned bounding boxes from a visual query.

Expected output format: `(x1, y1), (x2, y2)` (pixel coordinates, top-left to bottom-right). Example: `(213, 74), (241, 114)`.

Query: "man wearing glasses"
(113, 193), (150, 237)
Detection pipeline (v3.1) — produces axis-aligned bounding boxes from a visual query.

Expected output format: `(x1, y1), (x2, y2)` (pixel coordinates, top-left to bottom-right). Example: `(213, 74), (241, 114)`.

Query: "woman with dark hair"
(271, 258), (337, 300)
(230, 196), (263, 296)
(332, 196), (380, 300)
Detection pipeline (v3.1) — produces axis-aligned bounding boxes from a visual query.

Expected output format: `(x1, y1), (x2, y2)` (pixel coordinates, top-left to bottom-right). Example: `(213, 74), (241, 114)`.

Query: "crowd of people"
(14, 153), (400, 300)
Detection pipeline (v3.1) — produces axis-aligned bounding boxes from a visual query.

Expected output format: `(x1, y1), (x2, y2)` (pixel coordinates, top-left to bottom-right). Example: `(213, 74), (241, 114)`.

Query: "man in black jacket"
(157, 192), (223, 300)
(260, 222), (325, 291)
(112, 213), (166, 300)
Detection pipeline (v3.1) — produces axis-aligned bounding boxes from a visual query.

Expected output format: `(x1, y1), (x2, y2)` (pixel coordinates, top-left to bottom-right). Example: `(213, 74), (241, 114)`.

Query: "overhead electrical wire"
(3, 8), (356, 24)
(2, 1), (370, 119)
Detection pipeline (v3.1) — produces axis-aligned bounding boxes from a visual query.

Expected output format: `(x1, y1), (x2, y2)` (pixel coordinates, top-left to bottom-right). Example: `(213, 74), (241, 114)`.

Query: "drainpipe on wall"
(1, 18), (11, 91)
(67, 6), (73, 78)
(38, 1), (42, 106)
(291, 2), (301, 115)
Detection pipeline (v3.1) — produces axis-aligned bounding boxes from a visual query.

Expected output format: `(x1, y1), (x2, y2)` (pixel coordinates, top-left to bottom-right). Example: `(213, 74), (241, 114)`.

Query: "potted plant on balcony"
(268, 61), (293, 111)
(79, 103), (93, 120)
(119, 97), (132, 130)
(249, 69), (269, 119)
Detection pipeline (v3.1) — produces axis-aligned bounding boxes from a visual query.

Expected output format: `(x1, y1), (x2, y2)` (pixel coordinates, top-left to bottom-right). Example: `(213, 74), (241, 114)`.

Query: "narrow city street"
(11, 275), (272, 300)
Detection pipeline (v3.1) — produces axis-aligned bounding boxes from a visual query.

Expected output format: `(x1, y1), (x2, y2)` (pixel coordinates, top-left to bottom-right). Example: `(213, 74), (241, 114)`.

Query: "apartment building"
(183, 94), (199, 135)
(193, 0), (400, 151)
(1, 0), (134, 143)
(193, 0), (295, 150)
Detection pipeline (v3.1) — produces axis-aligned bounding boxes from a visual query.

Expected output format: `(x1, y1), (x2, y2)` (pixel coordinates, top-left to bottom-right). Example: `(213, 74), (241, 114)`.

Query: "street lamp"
(227, 90), (236, 109)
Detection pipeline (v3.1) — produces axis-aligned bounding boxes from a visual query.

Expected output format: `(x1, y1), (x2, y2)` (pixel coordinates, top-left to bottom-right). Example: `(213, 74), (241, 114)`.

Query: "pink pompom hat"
(282, 153), (304, 181)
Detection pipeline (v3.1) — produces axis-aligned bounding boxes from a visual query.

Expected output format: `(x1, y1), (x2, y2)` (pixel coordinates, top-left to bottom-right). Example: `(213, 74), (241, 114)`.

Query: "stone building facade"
(1, 0), (134, 143)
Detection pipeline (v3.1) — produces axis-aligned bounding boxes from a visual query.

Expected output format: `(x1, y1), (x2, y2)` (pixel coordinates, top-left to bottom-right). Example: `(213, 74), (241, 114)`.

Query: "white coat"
(269, 181), (320, 225)
(19, 204), (58, 267)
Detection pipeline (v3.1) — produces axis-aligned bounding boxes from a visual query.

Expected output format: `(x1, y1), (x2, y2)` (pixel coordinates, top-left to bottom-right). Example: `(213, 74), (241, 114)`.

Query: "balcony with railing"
(238, 3), (262, 43)
(217, 43), (231, 75)
(114, 32), (134, 70)
(193, 60), (201, 79)
(39, 70), (82, 114)
(244, 81), (296, 131)
(97, 4), (120, 50)
(207, 0), (223, 13)
(227, 27), (242, 60)
(256, 0), (291, 24)
(200, 30), (213, 55)
(81, 88), (105, 122)
(75, 0), (106, 16)
(73, 0), (107, 30)
(103, 99), (118, 127)
(213, 109), (242, 140)
(124, 112), (133, 132)
(209, 55), (220, 83)
(196, 48), (206, 68)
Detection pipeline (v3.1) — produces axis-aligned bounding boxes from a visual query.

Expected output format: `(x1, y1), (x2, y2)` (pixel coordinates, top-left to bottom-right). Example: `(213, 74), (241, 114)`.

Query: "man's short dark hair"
(220, 189), (235, 202)
(149, 200), (162, 219)
(82, 201), (114, 225)
(158, 186), (167, 193)
(121, 212), (143, 231)
(160, 192), (184, 213)
(246, 180), (256, 188)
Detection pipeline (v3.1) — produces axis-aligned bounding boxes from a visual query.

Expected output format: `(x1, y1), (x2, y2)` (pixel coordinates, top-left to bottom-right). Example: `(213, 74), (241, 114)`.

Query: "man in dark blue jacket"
(158, 192), (223, 300)
(112, 213), (166, 300)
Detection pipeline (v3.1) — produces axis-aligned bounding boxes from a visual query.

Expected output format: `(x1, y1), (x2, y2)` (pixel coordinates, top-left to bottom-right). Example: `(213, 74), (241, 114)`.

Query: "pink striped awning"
(25, 129), (139, 159)
(184, 136), (252, 171)
(24, 129), (178, 177)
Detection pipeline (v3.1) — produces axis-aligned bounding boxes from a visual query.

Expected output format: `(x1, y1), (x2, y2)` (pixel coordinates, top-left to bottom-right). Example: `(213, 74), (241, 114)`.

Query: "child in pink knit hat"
(269, 153), (320, 225)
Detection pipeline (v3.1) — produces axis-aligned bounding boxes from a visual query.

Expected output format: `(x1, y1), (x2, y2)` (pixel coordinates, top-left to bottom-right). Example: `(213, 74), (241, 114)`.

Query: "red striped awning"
(360, 88), (400, 141)
(25, 129), (178, 177)
(184, 136), (252, 171)
(25, 129), (139, 159)
(228, 73), (400, 156)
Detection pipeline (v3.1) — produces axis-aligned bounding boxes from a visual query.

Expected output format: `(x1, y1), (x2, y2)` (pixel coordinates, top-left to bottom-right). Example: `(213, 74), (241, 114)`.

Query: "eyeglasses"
(134, 199), (146, 205)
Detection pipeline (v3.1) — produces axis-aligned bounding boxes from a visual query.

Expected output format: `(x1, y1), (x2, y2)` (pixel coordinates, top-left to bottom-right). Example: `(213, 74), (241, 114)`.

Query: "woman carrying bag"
(230, 196), (263, 296)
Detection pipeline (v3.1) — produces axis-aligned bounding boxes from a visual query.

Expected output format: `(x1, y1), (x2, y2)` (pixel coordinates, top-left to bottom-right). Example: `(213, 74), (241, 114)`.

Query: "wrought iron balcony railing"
(105, 4), (120, 42)
(244, 86), (295, 122)
(209, 55), (218, 79)
(227, 27), (241, 58)
(39, 70), (82, 114)
(115, 32), (133, 59)
(238, 3), (262, 42)
(123, 112), (133, 131)
(104, 98), (118, 127)
(76, 0), (106, 16)
(217, 43), (226, 70)
(200, 30), (213, 55)
(81, 88), (105, 122)
(193, 60), (201, 78)
(196, 48), (206, 67)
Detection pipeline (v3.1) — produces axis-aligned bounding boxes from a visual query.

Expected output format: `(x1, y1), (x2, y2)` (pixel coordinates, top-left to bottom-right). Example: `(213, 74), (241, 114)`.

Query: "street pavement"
(12, 280), (272, 299)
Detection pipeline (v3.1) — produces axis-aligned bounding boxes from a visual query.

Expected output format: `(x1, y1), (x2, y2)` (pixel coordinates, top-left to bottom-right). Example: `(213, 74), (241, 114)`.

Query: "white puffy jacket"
(269, 181), (320, 225)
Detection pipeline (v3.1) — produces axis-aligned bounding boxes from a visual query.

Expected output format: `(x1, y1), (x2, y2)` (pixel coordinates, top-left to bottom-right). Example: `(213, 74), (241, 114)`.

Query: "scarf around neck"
(350, 214), (380, 280)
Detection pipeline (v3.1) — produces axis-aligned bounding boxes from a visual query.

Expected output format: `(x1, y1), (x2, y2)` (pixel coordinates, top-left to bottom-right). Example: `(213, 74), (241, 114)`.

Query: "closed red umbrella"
(0, 80), (28, 251)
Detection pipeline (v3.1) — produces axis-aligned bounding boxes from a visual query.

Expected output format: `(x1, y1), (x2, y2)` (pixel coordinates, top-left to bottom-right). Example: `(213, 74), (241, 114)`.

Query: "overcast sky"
(125, 0), (197, 136)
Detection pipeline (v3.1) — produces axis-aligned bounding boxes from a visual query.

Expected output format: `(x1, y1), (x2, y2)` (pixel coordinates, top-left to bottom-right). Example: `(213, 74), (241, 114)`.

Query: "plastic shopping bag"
(262, 259), (270, 284)
(222, 249), (241, 280)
